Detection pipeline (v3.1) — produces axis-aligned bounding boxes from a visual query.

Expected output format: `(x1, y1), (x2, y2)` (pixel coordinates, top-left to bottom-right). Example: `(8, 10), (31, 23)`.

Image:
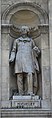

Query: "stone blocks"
(1, 109), (52, 118)
(1, 101), (11, 108)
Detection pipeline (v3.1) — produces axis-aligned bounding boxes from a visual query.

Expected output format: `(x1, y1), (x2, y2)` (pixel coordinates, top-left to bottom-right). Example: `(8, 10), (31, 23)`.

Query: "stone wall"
(1, 0), (48, 14)
(49, 0), (52, 109)
(0, 0), (52, 118)
(1, 0), (49, 101)
(1, 109), (52, 118)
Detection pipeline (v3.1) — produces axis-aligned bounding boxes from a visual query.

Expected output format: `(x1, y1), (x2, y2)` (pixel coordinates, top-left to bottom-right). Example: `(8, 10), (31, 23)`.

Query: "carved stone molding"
(1, 108), (52, 117)
(1, 24), (40, 39)
(1, 24), (49, 38)
(1, 24), (12, 34)
(38, 24), (49, 34)
(2, 2), (48, 24)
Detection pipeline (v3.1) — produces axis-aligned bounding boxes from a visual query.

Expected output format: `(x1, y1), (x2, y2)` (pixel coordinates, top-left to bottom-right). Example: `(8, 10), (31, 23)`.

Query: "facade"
(0, 0), (52, 117)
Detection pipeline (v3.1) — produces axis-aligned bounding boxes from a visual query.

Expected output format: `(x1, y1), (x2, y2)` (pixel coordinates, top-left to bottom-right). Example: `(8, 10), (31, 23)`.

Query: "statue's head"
(21, 26), (29, 35)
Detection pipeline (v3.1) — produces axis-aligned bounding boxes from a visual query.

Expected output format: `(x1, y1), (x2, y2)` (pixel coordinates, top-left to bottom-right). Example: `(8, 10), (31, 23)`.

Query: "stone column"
(49, 0), (52, 109)
(1, 24), (12, 101)
(38, 24), (51, 109)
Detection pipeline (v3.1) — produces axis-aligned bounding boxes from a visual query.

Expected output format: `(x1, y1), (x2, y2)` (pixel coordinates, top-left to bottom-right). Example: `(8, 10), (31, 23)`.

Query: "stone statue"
(9, 26), (40, 95)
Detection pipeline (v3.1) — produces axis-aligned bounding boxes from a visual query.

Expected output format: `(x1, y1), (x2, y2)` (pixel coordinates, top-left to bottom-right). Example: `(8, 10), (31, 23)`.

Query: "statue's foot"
(19, 93), (24, 96)
(27, 92), (34, 96)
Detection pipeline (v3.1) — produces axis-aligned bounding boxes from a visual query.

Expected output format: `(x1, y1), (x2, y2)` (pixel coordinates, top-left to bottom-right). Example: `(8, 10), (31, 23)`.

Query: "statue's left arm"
(32, 40), (40, 72)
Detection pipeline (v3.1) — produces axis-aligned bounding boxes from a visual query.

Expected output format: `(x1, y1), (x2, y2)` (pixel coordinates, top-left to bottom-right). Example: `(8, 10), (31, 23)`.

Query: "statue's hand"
(9, 51), (15, 63)
(33, 46), (39, 51)
(33, 46), (40, 55)
(9, 58), (14, 63)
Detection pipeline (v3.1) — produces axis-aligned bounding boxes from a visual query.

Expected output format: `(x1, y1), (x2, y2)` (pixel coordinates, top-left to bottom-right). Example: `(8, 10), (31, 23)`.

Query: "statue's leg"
(27, 73), (33, 95)
(23, 73), (28, 95)
(17, 74), (23, 95)
(33, 71), (38, 95)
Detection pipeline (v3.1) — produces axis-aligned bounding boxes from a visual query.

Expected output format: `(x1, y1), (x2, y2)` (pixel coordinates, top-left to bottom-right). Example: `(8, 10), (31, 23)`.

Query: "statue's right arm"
(9, 40), (16, 63)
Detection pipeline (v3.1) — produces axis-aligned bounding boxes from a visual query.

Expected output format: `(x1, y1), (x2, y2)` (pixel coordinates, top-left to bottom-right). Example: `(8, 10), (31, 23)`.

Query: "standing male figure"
(9, 26), (40, 95)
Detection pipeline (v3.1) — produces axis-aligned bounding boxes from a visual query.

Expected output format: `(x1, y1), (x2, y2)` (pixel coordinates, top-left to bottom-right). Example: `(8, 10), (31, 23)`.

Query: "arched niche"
(2, 2), (48, 24)
(10, 10), (40, 28)
(9, 8), (42, 98)
(1, 2), (50, 106)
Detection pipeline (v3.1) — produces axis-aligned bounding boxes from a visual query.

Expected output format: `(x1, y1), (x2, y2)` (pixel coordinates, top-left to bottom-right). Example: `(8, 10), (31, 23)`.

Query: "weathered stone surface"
(0, 0), (52, 117)
(13, 95), (32, 100)
(1, 101), (11, 108)
(41, 48), (49, 66)
(2, 50), (9, 66)
(49, 66), (52, 109)
(49, 49), (52, 66)
(1, 34), (9, 50)
(1, 5), (9, 14)
(0, 48), (1, 66)
(1, 109), (52, 118)
(49, 31), (52, 48)
(41, 100), (51, 109)
(12, 99), (41, 108)
(1, 66), (9, 100)
(41, 34), (49, 49)
(13, 95), (39, 100)
(49, 0), (52, 109)
(1, 26), (10, 34)
(1, 0), (48, 12)
(42, 66), (50, 100)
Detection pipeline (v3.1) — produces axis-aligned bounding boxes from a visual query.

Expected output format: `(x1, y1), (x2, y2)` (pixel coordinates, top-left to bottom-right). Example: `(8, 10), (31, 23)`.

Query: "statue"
(9, 26), (40, 95)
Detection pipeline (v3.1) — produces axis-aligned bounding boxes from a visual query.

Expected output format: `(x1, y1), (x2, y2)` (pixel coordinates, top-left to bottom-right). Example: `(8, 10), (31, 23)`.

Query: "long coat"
(10, 37), (39, 74)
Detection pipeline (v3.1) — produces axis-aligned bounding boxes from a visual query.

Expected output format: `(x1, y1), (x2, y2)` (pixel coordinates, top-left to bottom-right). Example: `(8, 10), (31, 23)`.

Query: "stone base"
(12, 100), (41, 108)
(13, 95), (39, 100)
(1, 95), (41, 109)
(1, 109), (52, 118)
(1, 100), (41, 109)
(1, 97), (52, 118)
(12, 95), (41, 108)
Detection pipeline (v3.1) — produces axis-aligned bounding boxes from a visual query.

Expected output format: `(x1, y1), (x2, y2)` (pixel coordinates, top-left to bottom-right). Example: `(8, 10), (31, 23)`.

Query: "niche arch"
(2, 2), (48, 24)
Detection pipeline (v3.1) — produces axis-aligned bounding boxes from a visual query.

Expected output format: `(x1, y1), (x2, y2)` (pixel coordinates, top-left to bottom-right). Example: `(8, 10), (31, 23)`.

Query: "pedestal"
(12, 95), (41, 108)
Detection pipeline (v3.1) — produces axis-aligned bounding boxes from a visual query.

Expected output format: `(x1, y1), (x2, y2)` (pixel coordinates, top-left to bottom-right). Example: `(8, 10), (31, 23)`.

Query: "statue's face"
(21, 28), (27, 35)
(21, 26), (29, 36)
